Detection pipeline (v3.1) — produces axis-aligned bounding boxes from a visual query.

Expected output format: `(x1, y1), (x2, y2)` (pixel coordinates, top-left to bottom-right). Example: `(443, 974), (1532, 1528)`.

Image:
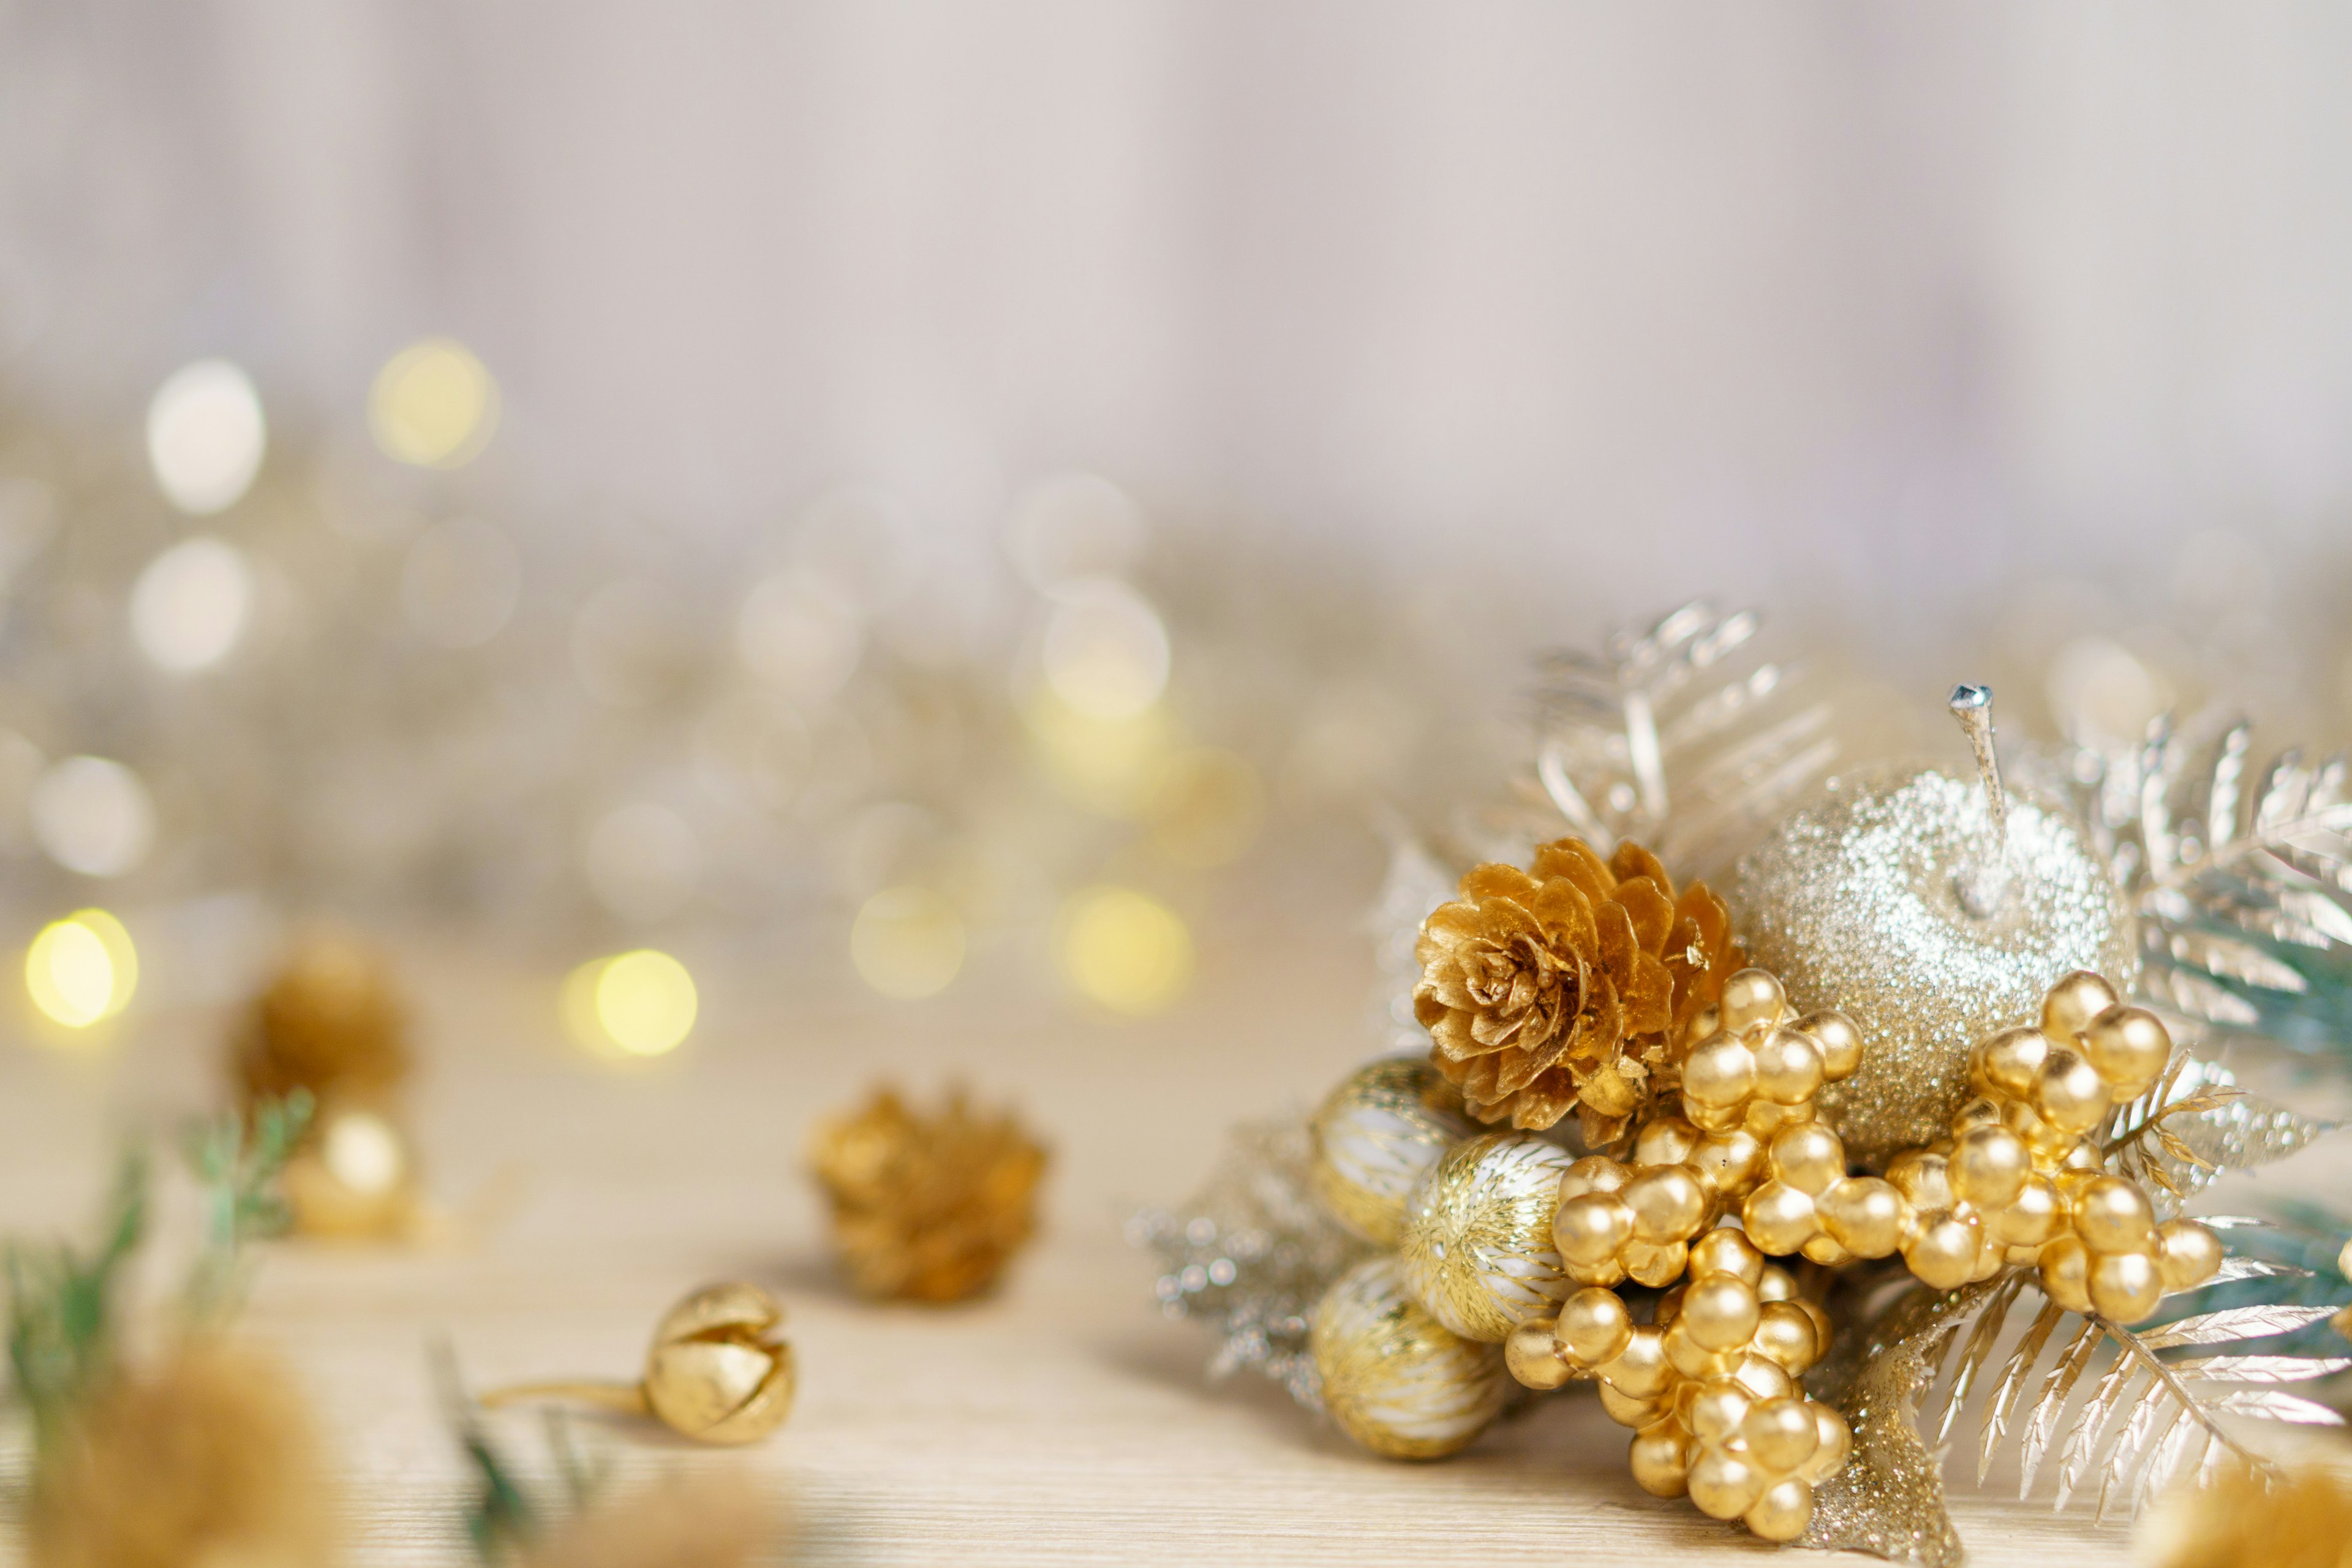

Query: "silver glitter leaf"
(2106, 1055), (2334, 1212)
(1521, 601), (1834, 880)
(1366, 833), (1460, 1054)
(1129, 1115), (1374, 1411)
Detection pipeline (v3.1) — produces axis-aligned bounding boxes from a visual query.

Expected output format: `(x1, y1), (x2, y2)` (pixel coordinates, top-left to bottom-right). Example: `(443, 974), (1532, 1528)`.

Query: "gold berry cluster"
(1507, 1228), (1850, 1542)
(1549, 970), (1861, 1287)
(1928, 971), (2220, 1318)
(1720, 971), (2218, 1320)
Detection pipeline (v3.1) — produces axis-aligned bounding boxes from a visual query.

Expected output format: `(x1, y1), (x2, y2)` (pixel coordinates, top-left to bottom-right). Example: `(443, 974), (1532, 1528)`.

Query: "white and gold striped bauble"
(1396, 1131), (1574, 1343)
(1310, 1255), (1508, 1460)
(1308, 1057), (1474, 1246)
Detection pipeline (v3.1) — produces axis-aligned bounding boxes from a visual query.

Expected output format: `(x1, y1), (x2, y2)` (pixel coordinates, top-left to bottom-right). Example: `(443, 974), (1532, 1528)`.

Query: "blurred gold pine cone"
(234, 932), (410, 1111)
(29, 1343), (341, 1568)
(1415, 837), (1743, 1144)
(808, 1087), (1047, 1303)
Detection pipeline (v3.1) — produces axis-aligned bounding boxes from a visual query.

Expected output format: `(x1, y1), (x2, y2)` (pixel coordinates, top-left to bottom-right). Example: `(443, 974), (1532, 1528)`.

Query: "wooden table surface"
(1, 876), (2312, 1566)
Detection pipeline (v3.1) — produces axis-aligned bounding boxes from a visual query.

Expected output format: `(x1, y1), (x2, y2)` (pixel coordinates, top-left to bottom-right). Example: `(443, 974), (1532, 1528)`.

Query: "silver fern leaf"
(1520, 600), (1834, 880)
(2027, 713), (2352, 1071)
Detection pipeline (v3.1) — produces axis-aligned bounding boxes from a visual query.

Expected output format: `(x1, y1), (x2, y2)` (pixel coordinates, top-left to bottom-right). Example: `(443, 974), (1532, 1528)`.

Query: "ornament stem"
(477, 1378), (650, 1415)
(1948, 684), (2012, 917)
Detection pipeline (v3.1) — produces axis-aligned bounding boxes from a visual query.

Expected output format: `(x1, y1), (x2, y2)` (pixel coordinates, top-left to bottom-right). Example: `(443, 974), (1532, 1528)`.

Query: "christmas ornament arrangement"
(1144, 603), (2352, 1564)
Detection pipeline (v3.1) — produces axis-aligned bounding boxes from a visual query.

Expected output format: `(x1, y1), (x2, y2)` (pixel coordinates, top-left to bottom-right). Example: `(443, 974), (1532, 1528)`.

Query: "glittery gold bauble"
(1734, 764), (2132, 1164)
(1308, 1058), (1474, 1246)
(1310, 1255), (1508, 1460)
(1396, 1132), (1574, 1343)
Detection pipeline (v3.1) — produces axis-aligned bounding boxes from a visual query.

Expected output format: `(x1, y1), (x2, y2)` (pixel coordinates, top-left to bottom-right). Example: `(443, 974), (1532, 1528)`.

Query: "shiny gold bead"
(1683, 1275), (1762, 1352)
(1556, 1286), (1635, 1366)
(1629, 1420), (1693, 1497)
(1597, 1381), (1660, 1428)
(1802, 1404), (1853, 1483)
(1886, 1150), (1953, 1212)
(1686, 1376), (1752, 1447)
(1973, 1025), (2051, 1101)
(2038, 1233), (2094, 1313)
(1949, 1096), (2004, 1134)
(1624, 1239), (1691, 1289)
(1687, 1449), (1768, 1521)
(1632, 1118), (1701, 1169)
(1800, 1010), (1863, 1082)
(1755, 1264), (1799, 1303)
(1904, 1213), (1982, 1292)
(2034, 1048), (2111, 1137)
(1800, 1234), (1854, 1266)
(1600, 1325), (1672, 1399)
(1683, 1035), (1758, 1109)
(1743, 1477), (1814, 1543)
(1729, 1350), (1796, 1403)
(1950, 1125), (2031, 1209)
(1752, 1028), (1826, 1106)
(1688, 1131), (1764, 1196)
(1753, 1300), (1820, 1373)
(1719, 968), (1788, 1036)
(1990, 1174), (2065, 1248)
(1742, 1395), (1820, 1474)
(2041, 970), (2120, 1042)
(1796, 1298), (1834, 1355)
(1741, 1180), (1819, 1256)
(1688, 1226), (1765, 1285)
(2089, 1248), (2163, 1322)
(1664, 1317), (1730, 1381)
(1624, 1165), (1710, 1244)
(1815, 1176), (1907, 1259)
(643, 1283), (797, 1444)
(1558, 1155), (1630, 1200)
(1553, 1191), (1637, 1268)
(2082, 1006), (2171, 1100)
(1768, 1123), (1846, 1196)
(2073, 1175), (2157, 1254)
(1506, 1317), (1575, 1390)
(2156, 1219), (2223, 1292)
(2002, 1094), (2073, 1156)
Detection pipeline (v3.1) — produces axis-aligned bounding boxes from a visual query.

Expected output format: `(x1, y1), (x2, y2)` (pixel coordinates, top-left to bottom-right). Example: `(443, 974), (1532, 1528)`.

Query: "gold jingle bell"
(1733, 687), (2134, 1164)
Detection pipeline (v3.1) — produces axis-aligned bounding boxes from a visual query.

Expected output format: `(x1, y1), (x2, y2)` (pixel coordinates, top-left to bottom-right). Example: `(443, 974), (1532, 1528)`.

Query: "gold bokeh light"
(25, 909), (138, 1032)
(563, 949), (699, 1058)
(370, 337), (500, 469)
(851, 886), (966, 1000)
(1055, 885), (1192, 1017)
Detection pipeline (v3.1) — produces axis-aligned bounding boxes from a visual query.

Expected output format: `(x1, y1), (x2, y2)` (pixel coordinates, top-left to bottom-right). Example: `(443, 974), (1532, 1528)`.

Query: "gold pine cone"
(233, 932), (410, 1111)
(29, 1343), (340, 1568)
(807, 1085), (1048, 1303)
(1415, 837), (1743, 1144)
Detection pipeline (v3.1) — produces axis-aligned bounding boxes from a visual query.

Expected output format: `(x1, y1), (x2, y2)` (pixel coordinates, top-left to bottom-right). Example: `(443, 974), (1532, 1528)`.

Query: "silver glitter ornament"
(1733, 688), (2134, 1166)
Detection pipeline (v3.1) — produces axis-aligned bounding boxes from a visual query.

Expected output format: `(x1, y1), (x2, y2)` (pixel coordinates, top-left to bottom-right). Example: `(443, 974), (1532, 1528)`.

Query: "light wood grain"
(1, 882), (2324, 1565)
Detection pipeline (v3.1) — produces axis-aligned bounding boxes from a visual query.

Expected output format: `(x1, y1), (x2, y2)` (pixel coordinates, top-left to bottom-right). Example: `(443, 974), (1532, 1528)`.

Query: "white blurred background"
(7, 2), (2352, 654)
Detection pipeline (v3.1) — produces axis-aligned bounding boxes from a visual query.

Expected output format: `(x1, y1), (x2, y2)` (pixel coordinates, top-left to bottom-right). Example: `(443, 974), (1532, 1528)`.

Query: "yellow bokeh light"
(851, 886), (966, 1000)
(564, 949), (698, 1058)
(370, 337), (499, 469)
(1021, 687), (1177, 818)
(25, 910), (137, 1031)
(1056, 885), (1192, 1017)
